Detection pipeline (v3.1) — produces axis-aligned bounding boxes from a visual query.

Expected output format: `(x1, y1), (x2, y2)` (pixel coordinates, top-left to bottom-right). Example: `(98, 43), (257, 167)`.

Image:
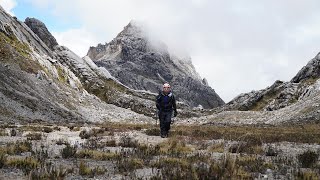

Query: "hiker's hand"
(174, 110), (178, 117)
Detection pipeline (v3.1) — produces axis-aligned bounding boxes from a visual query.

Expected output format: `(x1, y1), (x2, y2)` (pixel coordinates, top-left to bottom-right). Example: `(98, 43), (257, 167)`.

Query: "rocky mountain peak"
(118, 20), (144, 37)
(24, 17), (58, 50)
(87, 21), (225, 108)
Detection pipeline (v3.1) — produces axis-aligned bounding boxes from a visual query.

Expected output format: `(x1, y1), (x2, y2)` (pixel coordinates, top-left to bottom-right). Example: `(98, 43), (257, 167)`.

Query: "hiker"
(156, 83), (178, 138)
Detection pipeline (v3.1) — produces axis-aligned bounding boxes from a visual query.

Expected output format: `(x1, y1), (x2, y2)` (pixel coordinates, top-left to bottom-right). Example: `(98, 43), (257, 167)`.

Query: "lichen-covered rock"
(87, 21), (225, 109)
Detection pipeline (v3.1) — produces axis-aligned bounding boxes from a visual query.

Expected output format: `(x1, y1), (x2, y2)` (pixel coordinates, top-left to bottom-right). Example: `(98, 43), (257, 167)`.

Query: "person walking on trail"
(156, 83), (178, 138)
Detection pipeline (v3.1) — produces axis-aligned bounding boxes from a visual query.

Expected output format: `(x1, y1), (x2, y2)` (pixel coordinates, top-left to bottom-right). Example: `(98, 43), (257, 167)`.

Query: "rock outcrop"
(87, 21), (225, 109)
(291, 53), (320, 83)
(225, 53), (320, 113)
(24, 17), (58, 50)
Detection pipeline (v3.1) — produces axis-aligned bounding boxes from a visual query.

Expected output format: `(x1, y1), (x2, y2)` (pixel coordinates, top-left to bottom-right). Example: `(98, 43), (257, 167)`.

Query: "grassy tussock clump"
(208, 143), (225, 153)
(0, 129), (8, 136)
(235, 155), (270, 173)
(26, 132), (42, 140)
(61, 144), (77, 159)
(76, 149), (120, 161)
(56, 138), (69, 145)
(144, 128), (160, 136)
(296, 170), (320, 180)
(6, 157), (39, 175)
(0, 152), (7, 168)
(118, 135), (139, 148)
(29, 164), (73, 180)
(79, 161), (105, 177)
(298, 150), (319, 168)
(150, 153), (269, 179)
(158, 137), (193, 156)
(79, 128), (105, 139)
(1, 141), (32, 155)
(116, 158), (144, 174)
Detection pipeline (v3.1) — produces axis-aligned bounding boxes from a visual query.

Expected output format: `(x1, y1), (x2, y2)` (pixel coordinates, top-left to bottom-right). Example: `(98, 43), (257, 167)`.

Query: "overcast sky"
(1, 0), (320, 102)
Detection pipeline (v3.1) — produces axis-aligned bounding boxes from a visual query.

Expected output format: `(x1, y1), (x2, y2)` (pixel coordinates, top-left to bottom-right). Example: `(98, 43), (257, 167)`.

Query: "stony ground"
(0, 122), (319, 179)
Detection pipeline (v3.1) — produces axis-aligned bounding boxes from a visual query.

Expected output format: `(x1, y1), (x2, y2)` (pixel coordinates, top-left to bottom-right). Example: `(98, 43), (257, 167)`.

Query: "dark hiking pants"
(158, 111), (172, 136)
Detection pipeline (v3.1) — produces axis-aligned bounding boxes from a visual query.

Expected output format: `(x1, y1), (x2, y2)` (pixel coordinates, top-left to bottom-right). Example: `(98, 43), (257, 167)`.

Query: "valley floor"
(0, 121), (319, 179)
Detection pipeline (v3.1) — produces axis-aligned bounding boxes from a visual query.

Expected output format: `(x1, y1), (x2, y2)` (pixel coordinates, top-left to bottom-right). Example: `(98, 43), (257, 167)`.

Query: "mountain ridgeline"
(87, 22), (225, 109)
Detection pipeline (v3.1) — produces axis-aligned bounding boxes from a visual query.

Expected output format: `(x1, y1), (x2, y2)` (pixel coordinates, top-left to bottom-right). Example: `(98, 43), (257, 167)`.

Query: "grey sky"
(5, 0), (320, 102)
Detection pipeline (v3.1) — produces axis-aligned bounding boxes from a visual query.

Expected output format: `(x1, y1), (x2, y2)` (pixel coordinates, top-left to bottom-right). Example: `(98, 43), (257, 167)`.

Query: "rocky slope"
(225, 53), (320, 112)
(196, 53), (320, 125)
(87, 22), (225, 109)
(0, 5), (156, 123)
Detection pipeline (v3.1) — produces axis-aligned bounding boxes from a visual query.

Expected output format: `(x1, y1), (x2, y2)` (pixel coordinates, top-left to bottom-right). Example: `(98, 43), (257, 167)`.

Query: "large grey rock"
(87, 21), (225, 108)
(291, 53), (320, 83)
(24, 17), (58, 50)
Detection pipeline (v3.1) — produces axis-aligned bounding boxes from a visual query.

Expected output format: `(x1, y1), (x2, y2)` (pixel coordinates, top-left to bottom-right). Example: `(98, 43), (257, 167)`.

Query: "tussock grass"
(298, 150), (319, 168)
(26, 132), (42, 140)
(76, 149), (120, 161)
(61, 144), (77, 159)
(6, 157), (39, 175)
(116, 158), (144, 174)
(163, 124), (320, 144)
(158, 137), (193, 156)
(79, 161), (105, 177)
(79, 128), (105, 139)
(208, 143), (225, 153)
(0, 141), (32, 155)
(0, 129), (7, 136)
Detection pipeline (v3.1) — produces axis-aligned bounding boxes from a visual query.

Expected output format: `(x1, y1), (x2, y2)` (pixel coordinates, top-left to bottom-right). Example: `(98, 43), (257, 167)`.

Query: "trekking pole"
(155, 110), (158, 126)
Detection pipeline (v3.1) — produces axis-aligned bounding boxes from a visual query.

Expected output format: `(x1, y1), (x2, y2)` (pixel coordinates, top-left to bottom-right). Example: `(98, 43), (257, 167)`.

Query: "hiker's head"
(162, 83), (171, 94)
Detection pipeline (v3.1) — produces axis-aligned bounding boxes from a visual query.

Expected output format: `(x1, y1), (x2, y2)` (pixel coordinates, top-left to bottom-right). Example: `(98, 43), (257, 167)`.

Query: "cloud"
(24, 0), (320, 101)
(52, 28), (99, 57)
(0, 0), (17, 15)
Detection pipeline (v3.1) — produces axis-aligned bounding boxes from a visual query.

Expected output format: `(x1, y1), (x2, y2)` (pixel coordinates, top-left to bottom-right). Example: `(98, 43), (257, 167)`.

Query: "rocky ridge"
(0, 6), (156, 123)
(225, 53), (320, 112)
